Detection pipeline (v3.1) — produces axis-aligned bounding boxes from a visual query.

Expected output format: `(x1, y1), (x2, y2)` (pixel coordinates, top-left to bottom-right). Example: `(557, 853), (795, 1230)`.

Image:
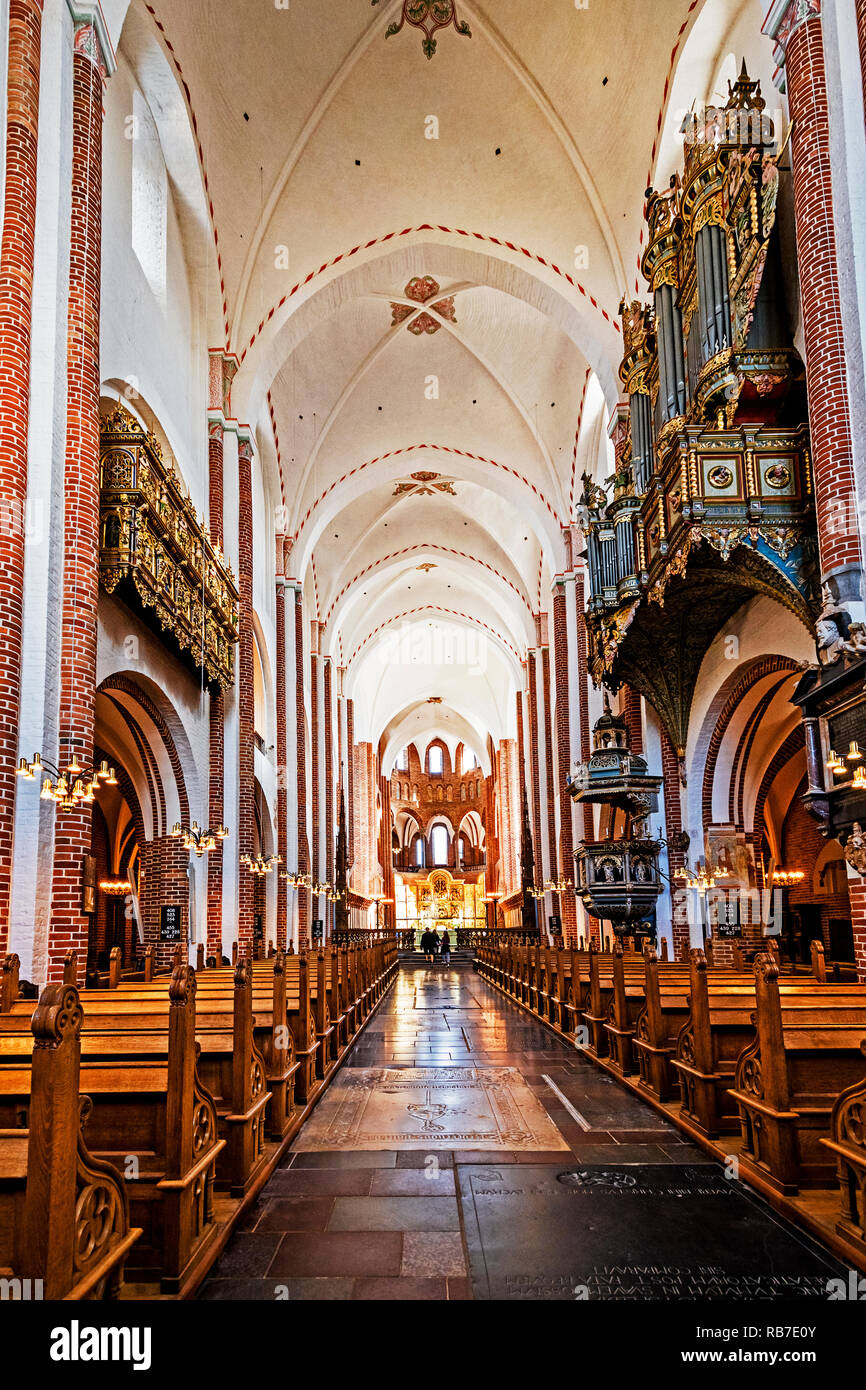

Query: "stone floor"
(200, 963), (848, 1301)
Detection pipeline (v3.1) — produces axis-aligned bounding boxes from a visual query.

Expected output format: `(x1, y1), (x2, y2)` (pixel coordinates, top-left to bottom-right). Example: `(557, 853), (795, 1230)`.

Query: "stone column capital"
(67, 1), (116, 76)
(763, 0), (821, 74)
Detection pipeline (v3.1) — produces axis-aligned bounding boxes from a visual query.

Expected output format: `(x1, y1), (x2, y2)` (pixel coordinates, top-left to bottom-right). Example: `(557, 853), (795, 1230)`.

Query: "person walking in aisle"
(440, 929), (452, 966)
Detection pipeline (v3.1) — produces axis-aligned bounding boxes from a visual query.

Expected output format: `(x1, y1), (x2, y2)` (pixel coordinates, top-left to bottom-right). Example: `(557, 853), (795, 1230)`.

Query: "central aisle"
(201, 962), (846, 1301)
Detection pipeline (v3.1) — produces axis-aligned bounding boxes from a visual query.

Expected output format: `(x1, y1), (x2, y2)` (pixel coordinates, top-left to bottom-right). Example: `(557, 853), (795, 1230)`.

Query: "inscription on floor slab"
(292, 1067), (569, 1152)
(457, 1164), (848, 1301)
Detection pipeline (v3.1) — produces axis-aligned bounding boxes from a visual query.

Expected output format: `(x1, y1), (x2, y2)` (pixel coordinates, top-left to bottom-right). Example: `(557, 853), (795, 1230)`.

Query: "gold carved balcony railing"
(99, 407), (239, 691)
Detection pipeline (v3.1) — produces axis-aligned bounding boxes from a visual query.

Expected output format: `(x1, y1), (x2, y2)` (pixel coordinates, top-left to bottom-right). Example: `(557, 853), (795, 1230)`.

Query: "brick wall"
(207, 420), (225, 957)
(575, 575), (594, 842)
(784, 8), (859, 579)
(0, 0), (43, 950)
(275, 576), (287, 949)
(526, 657), (544, 884)
(48, 30), (104, 981)
(294, 588), (309, 946)
(236, 438), (255, 953)
(660, 728), (688, 961)
(553, 588), (577, 939)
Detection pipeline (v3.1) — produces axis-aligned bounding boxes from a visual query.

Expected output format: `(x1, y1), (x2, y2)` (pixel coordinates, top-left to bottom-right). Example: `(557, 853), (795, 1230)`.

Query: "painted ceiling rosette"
(373, 0), (472, 60)
(391, 276), (457, 335)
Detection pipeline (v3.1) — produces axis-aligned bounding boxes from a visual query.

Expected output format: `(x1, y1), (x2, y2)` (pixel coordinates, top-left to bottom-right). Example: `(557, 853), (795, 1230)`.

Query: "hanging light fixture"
(18, 751), (117, 812)
(240, 853), (281, 876)
(170, 821), (229, 857)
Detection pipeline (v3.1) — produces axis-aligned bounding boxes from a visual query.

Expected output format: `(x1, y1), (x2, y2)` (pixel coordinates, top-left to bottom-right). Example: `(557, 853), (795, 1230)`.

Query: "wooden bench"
(0, 983), (140, 1299)
(729, 957), (866, 1193)
(32, 962), (271, 1199)
(821, 1041), (866, 1248)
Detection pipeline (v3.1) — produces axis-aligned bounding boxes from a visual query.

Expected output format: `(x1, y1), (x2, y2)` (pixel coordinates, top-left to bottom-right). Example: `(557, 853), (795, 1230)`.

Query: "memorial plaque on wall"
(827, 696), (866, 768)
(159, 904), (183, 943)
(312, 919), (323, 942)
(457, 1164), (846, 1301)
(254, 912), (263, 942)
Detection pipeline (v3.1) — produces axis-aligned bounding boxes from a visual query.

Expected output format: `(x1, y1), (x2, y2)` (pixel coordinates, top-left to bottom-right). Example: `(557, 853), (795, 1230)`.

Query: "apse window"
(428, 745), (443, 776)
(431, 824), (449, 865)
(131, 90), (167, 307)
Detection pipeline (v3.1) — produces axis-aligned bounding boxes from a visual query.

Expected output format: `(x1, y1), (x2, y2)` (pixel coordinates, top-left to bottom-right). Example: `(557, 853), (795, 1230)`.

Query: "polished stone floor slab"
(292, 1066), (569, 1152)
(458, 1162), (849, 1301)
(201, 963), (847, 1302)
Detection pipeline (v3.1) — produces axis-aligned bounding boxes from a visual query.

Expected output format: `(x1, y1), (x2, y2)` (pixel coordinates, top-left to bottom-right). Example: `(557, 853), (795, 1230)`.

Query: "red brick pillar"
(541, 644), (557, 928)
(575, 574), (594, 844)
(660, 729), (688, 961)
(310, 641), (321, 939)
(294, 588), (310, 947)
(323, 655), (334, 937)
(346, 698), (355, 871)
(526, 657), (543, 884)
(49, 20), (108, 981)
(206, 418), (225, 959)
(275, 567), (288, 950)
(236, 436), (255, 954)
(857, 1), (866, 130)
(623, 686), (644, 756)
(848, 877), (866, 983)
(0, 0), (44, 949)
(766, 1), (860, 597)
(552, 586), (577, 940)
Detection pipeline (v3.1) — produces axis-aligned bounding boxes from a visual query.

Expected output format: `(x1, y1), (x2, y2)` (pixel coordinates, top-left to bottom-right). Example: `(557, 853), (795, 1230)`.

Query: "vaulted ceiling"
(119, 0), (772, 757)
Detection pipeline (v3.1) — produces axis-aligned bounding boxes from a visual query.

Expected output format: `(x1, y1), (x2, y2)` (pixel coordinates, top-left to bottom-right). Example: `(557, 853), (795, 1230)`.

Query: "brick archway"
(699, 656), (803, 829)
(95, 674), (194, 967)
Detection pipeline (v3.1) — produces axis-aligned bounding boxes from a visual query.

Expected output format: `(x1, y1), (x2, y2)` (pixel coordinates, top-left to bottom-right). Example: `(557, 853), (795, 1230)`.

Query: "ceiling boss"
(372, 1), (472, 60)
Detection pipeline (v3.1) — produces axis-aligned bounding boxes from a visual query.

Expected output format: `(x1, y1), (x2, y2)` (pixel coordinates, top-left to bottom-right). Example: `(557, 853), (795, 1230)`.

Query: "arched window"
(414, 836), (425, 867)
(131, 90), (167, 305)
(428, 744), (443, 776)
(462, 748), (477, 774)
(431, 824), (449, 865)
(397, 748), (408, 771)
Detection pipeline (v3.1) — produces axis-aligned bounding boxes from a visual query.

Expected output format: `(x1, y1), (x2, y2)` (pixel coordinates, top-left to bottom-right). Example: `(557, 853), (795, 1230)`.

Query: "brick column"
(541, 645), (557, 925)
(623, 686), (644, 756)
(660, 729), (688, 961)
(765, 0), (861, 598)
(294, 588), (310, 947)
(848, 877), (866, 983)
(236, 436), (255, 953)
(0, 0), (44, 950)
(310, 639), (321, 937)
(346, 697), (355, 871)
(552, 585), (577, 939)
(275, 566), (288, 950)
(526, 655), (544, 884)
(575, 573), (594, 843)
(49, 19), (108, 980)
(206, 418), (225, 959)
(323, 655), (334, 938)
(857, 1), (866, 132)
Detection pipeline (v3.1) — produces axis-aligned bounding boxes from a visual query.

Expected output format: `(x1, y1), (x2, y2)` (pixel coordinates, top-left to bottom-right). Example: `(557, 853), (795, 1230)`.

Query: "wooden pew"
(821, 1041), (866, 1248)
(730, 957), (866, 1193)
(32, 962), (270, 1199)
(0, 983), (140, 1299)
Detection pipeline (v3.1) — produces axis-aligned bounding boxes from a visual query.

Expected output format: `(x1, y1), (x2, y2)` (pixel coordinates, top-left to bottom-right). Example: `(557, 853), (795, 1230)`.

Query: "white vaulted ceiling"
(121, 0), (768, 750)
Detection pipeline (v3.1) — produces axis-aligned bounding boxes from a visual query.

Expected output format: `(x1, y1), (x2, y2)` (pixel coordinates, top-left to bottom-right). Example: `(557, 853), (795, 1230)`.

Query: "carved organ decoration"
(582, 64), (816, 753)
(99, 407), (239, 691)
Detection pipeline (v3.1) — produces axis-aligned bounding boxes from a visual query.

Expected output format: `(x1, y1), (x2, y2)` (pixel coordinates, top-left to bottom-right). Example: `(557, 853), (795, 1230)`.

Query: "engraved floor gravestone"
(458, 1164), (849, 1301)
(292, 1067), (570, 1151)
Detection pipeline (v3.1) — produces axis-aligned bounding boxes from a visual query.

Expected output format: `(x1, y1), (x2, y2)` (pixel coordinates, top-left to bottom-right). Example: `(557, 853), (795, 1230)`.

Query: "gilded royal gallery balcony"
(99, 407), (239, 691)
(581, 64), (818, 757)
